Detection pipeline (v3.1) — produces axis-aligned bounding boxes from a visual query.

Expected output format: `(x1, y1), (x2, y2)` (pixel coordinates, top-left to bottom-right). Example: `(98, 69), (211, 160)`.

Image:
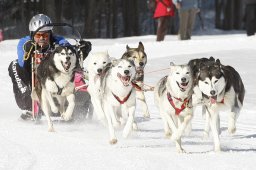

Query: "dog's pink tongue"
(210, 97), (217, 104)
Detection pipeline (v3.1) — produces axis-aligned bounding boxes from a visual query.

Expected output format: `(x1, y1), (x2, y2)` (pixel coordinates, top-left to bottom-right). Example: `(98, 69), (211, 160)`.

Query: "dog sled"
(31, 23), (93, 123)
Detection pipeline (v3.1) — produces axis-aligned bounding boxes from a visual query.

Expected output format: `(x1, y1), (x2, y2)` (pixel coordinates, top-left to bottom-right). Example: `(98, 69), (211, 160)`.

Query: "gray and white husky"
(35, 46), (77, 132)
(154, 62), (193, 153)
(121, 42), (150, 118)
(189, 57), (245, 152)
(101, 59), (136, 144)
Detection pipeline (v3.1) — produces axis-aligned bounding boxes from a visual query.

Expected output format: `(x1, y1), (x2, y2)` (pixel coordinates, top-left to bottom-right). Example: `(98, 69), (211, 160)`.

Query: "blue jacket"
(17, 35), (69, 68)
(173, 0), (198, 11)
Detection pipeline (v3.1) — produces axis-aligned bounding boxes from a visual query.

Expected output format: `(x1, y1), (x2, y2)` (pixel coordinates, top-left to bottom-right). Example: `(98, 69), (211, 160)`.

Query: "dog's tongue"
(210, 97), (217, 104)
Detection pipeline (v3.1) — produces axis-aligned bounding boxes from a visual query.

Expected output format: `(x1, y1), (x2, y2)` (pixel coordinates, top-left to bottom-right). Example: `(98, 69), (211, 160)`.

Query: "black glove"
(23, 40), (35, 53)
(79, 40), (91, 60)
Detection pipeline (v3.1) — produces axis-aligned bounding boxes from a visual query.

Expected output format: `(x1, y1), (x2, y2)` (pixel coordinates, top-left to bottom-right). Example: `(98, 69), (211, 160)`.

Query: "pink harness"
(74, 72), (88, 92)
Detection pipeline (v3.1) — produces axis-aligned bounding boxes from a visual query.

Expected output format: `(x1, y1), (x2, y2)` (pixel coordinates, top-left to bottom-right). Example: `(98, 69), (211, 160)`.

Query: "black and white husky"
(101, 59), (136, 144)
(189, 57), (245, 152)
(121, 42), (150, 118)
(154, 62), (193, 153)
(35, 46), (77, 132)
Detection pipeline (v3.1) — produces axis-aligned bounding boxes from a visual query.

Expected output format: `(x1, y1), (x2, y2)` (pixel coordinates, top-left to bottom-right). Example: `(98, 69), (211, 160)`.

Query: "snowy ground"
(0, 33), (256, 170)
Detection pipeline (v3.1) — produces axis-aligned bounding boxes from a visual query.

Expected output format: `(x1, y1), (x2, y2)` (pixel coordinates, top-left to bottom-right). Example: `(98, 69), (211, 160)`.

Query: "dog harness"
(112, 90), (132, 104)
(167, 92), (190, 115)
(131, 81), (142, 91)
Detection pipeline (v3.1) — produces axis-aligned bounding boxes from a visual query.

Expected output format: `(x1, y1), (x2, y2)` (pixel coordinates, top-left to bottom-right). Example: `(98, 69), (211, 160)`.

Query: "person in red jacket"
(153, 0), (175, 41)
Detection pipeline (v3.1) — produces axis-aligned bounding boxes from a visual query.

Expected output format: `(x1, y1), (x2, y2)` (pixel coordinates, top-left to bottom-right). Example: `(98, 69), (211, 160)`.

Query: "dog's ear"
(209, 56), (215, 61)
(111, 59), (118, 66)
(138, 42), (144, 51)
(126, 45), (130, 51)
(216, 59), (221, 64)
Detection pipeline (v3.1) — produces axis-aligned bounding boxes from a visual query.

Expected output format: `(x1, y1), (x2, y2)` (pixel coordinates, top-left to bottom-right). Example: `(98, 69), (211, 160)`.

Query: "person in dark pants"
(245, 0), (256, 36)
(153, 0), (175, 41)
(173, 0), (199, 40)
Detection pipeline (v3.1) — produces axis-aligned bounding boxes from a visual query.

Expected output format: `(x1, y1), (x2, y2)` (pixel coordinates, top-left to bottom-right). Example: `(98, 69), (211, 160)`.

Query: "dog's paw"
(51, 106), (59, 114)
(48, 127), (55, 132)
(228, 126), (236, 134)
(165, 131), (172, 138)
(143, 112), (150, 118)
(62, 113), (72, 121)
(177, 147), (186, 153)
(132, 122), (138, 131)
(109, 139), (118, 145)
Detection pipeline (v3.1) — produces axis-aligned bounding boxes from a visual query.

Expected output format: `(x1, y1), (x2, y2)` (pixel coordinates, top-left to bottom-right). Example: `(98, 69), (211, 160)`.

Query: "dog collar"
(167, 92), (189, 115)
(112, 90), (132, 104)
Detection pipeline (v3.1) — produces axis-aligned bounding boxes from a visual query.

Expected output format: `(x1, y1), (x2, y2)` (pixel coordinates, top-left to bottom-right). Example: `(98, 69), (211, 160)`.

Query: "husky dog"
(190, 57), (245, 152)
(154, 62), (193, 153)
(121, 42), (150, 118)
(101, 59), (136, 144)
(35, 46), (77, 131)
(87, 51), (111, 123)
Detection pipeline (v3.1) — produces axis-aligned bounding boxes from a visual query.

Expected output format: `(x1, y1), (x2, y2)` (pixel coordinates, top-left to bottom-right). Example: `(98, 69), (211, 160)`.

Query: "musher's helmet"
(29, 14), (53, 32)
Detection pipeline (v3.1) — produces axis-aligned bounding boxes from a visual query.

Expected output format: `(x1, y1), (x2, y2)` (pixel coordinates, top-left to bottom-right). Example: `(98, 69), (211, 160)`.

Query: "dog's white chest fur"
(45, 73), (74, 95)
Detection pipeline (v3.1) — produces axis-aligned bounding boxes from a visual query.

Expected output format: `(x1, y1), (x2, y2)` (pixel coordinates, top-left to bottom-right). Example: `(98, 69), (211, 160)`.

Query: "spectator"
(245, 0), (256, 36)
(0, 29), (3, 42)
(173, 0), (199, 40)
(153, 0), (175, 41)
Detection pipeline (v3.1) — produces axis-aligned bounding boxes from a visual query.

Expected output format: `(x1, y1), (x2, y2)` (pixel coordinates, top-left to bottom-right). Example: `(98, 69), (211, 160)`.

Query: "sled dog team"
(36, 42), (245, 153)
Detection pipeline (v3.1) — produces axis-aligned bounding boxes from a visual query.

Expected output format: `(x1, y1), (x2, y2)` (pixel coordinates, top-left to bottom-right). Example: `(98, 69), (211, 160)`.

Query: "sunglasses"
(34, 32), (50, 39)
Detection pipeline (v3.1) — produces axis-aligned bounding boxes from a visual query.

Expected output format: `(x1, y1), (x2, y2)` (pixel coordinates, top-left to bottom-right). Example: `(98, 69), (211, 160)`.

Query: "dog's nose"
(139, 62), (144, 66)
(124, 70), (130, 75)
(210, 90), (216, 96)
(97, 68), (102, 73)
(181, 77), (186, 82)
(66, 56), (70, 61)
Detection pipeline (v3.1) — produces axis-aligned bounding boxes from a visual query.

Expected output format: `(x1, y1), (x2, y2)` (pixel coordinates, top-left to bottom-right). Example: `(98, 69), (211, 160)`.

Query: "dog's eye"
(118, 66), (122, 68)
(128, 65), (131, 68)
(204, 82), (209, 84)
(176, 72), (180, 74)
(133, 56), (136, 59)
(214, 80), (218, 84)
(61, 52), (65, 55)
(68, 52), (73, 55)
(186, 72), (190, 74)
(93, 62), (97, 65)
(103, 62), (106, 64)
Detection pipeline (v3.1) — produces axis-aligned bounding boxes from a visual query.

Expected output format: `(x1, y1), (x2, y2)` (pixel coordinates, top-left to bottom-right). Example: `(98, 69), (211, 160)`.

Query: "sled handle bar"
(32, 22), (82, 42)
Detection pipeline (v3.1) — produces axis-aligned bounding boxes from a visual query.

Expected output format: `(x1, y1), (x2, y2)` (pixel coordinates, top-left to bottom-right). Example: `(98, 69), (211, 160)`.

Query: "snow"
(0, 33), (256, 170)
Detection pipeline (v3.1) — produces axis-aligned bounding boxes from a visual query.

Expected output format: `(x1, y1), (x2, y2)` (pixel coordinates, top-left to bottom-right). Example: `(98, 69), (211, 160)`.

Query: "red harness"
(112, 90), (132, 104)
(167, 92), (189, 115)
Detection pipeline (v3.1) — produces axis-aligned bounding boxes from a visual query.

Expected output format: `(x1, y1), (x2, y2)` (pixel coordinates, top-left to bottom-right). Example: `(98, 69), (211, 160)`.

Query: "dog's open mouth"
(117, 73), (131, 86)
(176, 81), (189, 91)
(61, 61), (71, 72)
(210, 95), (217, 104)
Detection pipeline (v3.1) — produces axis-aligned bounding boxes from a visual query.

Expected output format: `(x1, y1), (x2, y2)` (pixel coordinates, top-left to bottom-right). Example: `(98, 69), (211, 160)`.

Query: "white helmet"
(29, 14), (53, 32)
